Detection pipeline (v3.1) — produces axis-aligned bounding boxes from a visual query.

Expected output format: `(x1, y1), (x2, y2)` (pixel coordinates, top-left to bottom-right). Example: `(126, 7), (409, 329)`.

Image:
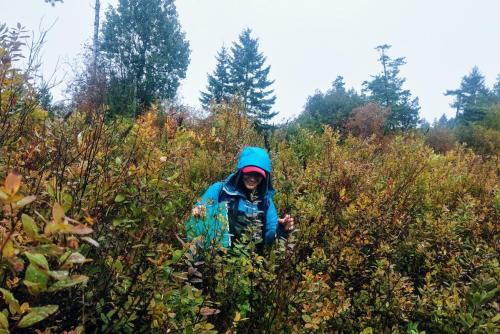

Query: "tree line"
(39, 0), (499, 153)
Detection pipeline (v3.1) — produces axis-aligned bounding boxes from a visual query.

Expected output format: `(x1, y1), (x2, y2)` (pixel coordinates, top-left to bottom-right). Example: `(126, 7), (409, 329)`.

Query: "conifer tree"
(362, 44), (420, 132)
(493, 74), (500, 100)
(297, 75), (364, 131)
(200, 46), (233, 108)
(445, 66), (490, 123)
(100, 0), (190, 116)
(229, 28), (277, 129)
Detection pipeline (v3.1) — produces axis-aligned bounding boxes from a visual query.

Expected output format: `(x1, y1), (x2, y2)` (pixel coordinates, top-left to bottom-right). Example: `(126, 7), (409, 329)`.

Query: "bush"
(0, 27), (498, 333)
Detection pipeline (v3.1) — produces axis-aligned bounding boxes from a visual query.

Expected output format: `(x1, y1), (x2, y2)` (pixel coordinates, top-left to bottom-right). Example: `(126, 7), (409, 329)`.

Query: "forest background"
(0, 0), (498, 333)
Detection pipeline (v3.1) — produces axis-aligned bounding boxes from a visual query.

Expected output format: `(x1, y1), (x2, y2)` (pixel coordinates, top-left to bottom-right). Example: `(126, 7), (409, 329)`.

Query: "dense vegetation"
(1, 2), (500, 333)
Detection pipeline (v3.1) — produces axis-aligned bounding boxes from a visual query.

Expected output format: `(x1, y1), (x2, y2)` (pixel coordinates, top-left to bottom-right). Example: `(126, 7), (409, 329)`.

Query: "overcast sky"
(1, 0), (499, 122)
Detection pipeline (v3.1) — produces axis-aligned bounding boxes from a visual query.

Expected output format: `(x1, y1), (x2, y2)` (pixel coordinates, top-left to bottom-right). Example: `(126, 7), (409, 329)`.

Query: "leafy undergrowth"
(0, 30), (499, 334)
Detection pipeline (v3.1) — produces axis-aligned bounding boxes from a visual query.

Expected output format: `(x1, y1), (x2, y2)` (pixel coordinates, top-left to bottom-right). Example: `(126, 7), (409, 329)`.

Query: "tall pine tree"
(229, 29), (277, 128)
(362, 44), (420, 132)
(493, 74), (500, 101)
(445, 66), (490, 123)
(200, 46), (233, 108)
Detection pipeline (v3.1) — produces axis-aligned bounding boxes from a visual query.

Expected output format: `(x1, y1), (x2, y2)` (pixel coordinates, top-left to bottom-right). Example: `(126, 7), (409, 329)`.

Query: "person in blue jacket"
(187, 146), (294, 248)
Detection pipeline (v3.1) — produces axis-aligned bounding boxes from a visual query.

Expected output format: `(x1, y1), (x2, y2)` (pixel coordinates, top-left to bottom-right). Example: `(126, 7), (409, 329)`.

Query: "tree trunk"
(92, 0), (100, 79)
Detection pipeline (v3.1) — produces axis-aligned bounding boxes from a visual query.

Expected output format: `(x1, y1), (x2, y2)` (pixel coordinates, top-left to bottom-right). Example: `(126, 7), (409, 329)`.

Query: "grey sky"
(1, 0), (499, 122)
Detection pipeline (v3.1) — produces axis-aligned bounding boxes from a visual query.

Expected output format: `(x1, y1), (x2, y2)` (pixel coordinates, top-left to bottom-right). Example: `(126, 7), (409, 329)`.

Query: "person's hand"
(278, 214), (294, 231)
(192, 205), (206, 218)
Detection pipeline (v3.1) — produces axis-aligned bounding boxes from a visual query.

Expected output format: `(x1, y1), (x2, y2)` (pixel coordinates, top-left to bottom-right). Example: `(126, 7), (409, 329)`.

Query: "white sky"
(1, 0), (499, 122)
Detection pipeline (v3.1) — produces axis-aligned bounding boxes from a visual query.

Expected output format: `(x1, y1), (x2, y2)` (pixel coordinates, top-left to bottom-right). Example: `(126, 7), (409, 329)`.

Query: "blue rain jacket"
(186, 147), (286, 248)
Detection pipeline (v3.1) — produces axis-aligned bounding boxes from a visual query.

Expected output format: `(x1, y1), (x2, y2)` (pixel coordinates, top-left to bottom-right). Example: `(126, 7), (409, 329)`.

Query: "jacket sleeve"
(187, 182), (231, 248)
(263, 198), (288, 244)
(198, 182), (223, 205)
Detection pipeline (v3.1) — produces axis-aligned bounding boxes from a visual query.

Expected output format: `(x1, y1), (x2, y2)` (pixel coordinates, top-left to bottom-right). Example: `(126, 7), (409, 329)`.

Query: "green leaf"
(48, 275), (88, 292)
(24, 252), (49, 271)
(490, 313), (500, 323)
(21, 214), (39, 239)
(62, 193), (73, 212)
(114, 194), (126, 203)
(24, 264), (48, 295)
(17, 305), (58, 328)
(0, 311), (8, 329)
(32, 244), (64, 256)
(0, 289), (20, 314)
(25, 264), (48, 285)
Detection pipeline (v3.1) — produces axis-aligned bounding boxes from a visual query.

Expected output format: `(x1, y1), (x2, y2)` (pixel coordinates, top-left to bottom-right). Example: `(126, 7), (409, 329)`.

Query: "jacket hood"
(236, 147), (271, 173)
(223, 146), (274, 198)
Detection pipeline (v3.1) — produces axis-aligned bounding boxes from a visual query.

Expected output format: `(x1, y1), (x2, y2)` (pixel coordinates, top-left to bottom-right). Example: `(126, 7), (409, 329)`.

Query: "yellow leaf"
(0, 190), (8, 201)
(52, 203), (65, 223)
(2, 238), (15, 258)
(84, 215), (95, 225)
(14, 195), (36, 209)
(4, 172), (21, 195)
(233, 311), (241, 322)
(20, 302), (30, 314)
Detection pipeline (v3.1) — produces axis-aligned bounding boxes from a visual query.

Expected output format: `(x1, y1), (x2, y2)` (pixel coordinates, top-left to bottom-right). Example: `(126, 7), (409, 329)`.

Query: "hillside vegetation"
(0, 96), (499, 333)
(0, 15), (499, 334)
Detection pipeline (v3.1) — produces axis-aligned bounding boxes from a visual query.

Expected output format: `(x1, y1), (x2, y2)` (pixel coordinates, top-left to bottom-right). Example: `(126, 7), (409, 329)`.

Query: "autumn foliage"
(0, 26), (499, 334)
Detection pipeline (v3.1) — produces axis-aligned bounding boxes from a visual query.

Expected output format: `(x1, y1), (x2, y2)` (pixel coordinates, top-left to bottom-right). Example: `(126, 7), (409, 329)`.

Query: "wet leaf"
(17, 305), (58, 328)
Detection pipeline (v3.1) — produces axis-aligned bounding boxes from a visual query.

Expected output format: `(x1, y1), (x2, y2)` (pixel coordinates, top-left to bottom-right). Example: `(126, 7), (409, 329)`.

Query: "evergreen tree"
(100, 0), (190, 116)
(493, 74), (500, 100)
(362, 44), (420, 132)
(200, 46), (233, 108)
(229, 28), (277, 128)
(297, 75), (364, 131)
(445, 66), (490, 123)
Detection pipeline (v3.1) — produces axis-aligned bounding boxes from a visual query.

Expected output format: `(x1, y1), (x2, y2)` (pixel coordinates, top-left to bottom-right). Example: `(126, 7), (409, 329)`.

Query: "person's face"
(242, 172), (264, 191)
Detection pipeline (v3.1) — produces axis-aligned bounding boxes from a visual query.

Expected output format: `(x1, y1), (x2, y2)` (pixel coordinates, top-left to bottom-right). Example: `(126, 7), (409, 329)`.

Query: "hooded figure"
(186, 146), (293, 248)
